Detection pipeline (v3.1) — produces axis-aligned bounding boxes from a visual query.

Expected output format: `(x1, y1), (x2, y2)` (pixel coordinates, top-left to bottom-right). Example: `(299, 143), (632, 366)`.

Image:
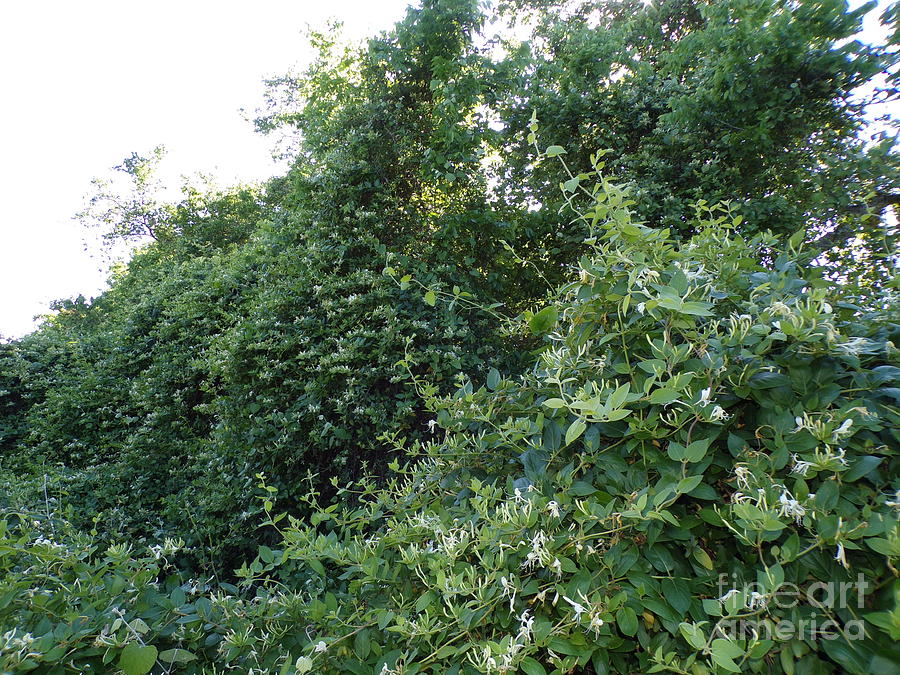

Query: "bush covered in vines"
(2, 146), (898, 674)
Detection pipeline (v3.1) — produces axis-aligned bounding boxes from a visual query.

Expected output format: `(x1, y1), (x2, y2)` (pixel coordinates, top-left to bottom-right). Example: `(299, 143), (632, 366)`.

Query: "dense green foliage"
(1, 0), (899, 673)
(3, 154), (899, 674)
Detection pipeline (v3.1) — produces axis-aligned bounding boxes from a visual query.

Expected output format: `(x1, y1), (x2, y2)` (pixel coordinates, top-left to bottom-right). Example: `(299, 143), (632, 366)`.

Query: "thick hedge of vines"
(1, 0), (899, 673)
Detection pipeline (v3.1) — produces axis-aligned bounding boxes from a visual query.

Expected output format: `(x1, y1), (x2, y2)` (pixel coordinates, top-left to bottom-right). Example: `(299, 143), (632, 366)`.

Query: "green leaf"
(158, 649), (196, 664)
(616, 607), (639, 636)
(571, 481), (596, 496)
(354, 628), (371, 660)
(866, 537), (898, 556)
(566, 418), (587, 446)
(710, 639), (743, 673)
(693, 548), (713, 570)
(130, 618), (150, 634)
(843, 456), (882, 482)
(543, 398), (567, 409)
(520, 657), (547, 675)
(679, 622), (707, 650)
(748, 371), (790, 389)
(607, 383), (630, 410)
(815, 480), (840, 511)
(677, 475), (703, 494)
(679, 301), (714, 316)
(424, 290), (437, 306)
(667, 442), (686, 461)
(416, 591), (436, 612)
(604, 408), (631, 421)
(563, 177), (581, 193)
(119, 644), (158, 675)
(649, 388), (680, 405)
(529, 306), (559, 334)
(487, 368), (501, 391)
(545, 145), (566, 157)
(684, 438), (711, 463)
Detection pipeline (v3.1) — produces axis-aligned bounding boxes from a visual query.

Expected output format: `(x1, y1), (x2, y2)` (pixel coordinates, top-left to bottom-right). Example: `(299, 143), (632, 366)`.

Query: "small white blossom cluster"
(790, 446), (849, 477)
(732, 486), (811, 526)
(733, 465), (753, 491)
(0, 630), (37, 666)
(467, 609), (535, 674)
(673, 260), (708, 282)
(793, 413), (858, 444)
(32, 535), (66, 551)
(718, 588), (768, 610)
(494, 488), (534, 524)
(546, 500), (561, 518)
(521, 530), (558, 575)
(631, 267), (661, 290)
(563, 592), (605, 637)
(437, 526), (471, 557)
(834, 336), (877, 356)
(776, 489), (807, 524)
(408, 512), (442, 531)
(769, 300), (794, 317)
(148, 537), (184, 561)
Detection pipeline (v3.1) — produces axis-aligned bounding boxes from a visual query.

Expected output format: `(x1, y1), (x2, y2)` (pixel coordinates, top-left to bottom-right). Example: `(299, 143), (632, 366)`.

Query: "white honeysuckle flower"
(636, 302), (646, 315)
(755, 488), (768, 509)
(500, 576), (517, 612)
(719, 589), (740, 603)
(546, 501), (561, 518)
(517, 609), (534, 641)
(589, 610), (605, 636)
(791, 453), (813, 476)
(550, 557), (563, 576)
(885, 490), (900, 508)
(833, 418), (854, 439)
(748, 592), (768, 609)
(709, 405), (729, 422)
(835, 543), (849, 569)
(314, 640), (328, 653)
(563, 596), (587, 621)
(778, 491), (806, 524)
(698, 387), (712, 406)
(733, 466), (752, 491)
(836, 337), (873, 356)
(679, 262), (707, 281)
(427, 419), (437, 433)
(771, 301), (792, 316)
(732, 491), (750, 504)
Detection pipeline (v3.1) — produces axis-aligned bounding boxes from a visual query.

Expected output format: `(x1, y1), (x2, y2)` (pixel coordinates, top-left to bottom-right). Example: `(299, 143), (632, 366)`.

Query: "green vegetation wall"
(1, 0), (898, 578)
(2, 150), (899, 675)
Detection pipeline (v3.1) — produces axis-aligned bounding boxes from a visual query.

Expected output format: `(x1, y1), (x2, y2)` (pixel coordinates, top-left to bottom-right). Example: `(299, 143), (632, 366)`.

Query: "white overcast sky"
(0, 0), (896, 339)
(0, 0), (412, 339)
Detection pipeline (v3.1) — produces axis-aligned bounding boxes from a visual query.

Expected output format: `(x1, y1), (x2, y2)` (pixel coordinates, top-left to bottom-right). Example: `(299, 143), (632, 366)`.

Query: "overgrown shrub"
(3, 151), (898, 674)
(242, 150), (900, 674)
